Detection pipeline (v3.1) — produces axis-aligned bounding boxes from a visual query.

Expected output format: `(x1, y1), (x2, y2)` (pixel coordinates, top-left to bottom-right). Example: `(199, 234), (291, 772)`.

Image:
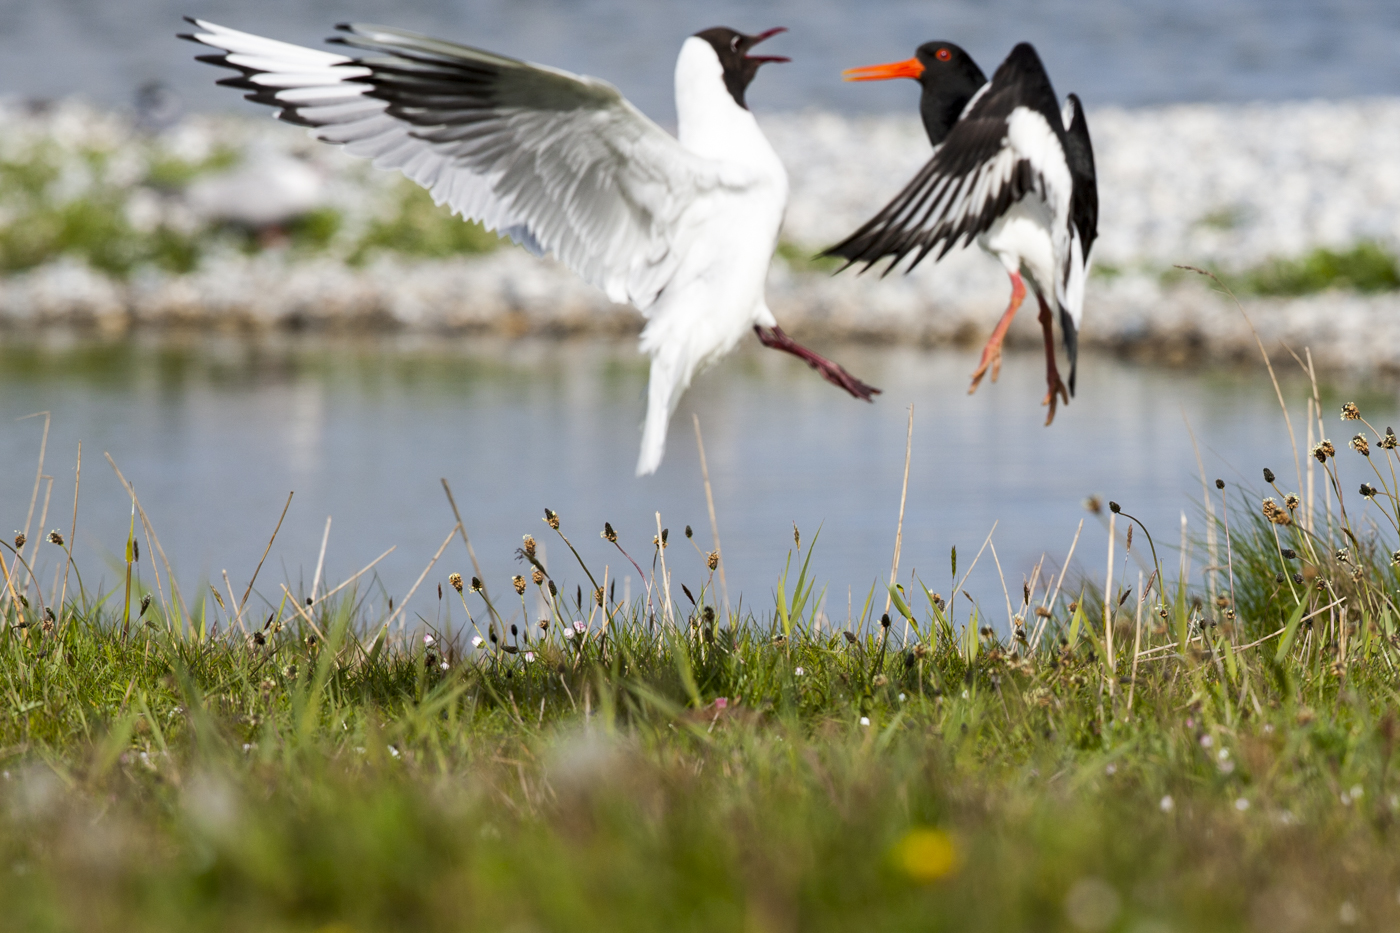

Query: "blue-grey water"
(2, 0), (1399, 120)
(0, 336), (1371, 634)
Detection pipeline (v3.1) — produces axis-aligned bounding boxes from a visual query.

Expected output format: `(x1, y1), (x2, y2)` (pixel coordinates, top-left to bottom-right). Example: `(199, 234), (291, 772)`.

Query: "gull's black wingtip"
(177, 14), (203, 43)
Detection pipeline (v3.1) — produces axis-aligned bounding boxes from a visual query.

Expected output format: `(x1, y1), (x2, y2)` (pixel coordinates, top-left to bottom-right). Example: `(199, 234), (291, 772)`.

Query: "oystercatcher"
(825, 41), (1097, 424)
(182, 20), (879, 475)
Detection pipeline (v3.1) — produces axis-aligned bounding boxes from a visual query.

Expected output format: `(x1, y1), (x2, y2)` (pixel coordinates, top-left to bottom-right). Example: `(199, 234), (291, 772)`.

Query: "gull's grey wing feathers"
(183, 19), (734, 308)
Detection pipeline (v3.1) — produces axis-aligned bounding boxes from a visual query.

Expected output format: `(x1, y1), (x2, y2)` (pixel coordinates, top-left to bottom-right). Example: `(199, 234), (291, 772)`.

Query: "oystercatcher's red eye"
(936, 48), (951, 61)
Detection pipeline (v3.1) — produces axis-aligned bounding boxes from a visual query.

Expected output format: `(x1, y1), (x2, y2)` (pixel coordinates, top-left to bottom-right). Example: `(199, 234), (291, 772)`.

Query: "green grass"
(143, 146), (241, 192)
(0, 138), (500, 277)
(347, 182), (501, 265)
(2, 373), (1400, 930)
(775, 240), (844, 274)
(1241, 242), (1400, 296)
(1162, 242), (1400, 297)
(0, 142), (204, 276)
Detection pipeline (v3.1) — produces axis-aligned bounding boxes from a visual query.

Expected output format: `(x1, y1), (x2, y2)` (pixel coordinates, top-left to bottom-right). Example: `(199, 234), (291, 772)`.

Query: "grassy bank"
(0, 355), (1399, 931)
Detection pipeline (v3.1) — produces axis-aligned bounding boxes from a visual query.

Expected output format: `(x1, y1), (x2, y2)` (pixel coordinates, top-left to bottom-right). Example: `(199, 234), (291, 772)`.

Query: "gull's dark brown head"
(694, 27), (790, 110)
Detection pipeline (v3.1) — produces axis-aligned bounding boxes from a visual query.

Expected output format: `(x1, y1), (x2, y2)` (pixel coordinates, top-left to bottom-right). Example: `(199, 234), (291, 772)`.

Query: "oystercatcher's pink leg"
(968, 271), (1026, 394)
(754, 325), (882, 401)
(1037, 294), (1070, 426)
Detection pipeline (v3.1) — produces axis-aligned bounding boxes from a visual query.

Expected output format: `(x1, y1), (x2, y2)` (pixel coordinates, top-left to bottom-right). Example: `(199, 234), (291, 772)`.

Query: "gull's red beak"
(747, 27), (790, 64)
(842, 57), (924, 81)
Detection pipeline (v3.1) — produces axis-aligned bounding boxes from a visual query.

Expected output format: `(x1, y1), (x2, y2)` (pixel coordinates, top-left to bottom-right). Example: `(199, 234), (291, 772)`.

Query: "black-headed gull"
(183, 19), (880, 473)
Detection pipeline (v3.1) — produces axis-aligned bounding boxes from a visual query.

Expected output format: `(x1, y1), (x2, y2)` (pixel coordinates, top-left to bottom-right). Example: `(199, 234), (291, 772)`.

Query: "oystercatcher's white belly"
(979, 197), (1056, 297)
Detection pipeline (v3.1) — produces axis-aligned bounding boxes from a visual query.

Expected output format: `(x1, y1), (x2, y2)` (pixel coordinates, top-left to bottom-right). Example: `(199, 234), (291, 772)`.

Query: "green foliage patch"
(348, 183), (501, 265)
(1163, 242), (1400, 297)
(1241, 241), (1400, 296)
(0, 128), (502, 278)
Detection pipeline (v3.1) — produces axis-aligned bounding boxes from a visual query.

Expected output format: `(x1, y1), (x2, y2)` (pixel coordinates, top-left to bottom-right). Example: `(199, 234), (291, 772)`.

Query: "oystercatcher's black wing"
(1061, 92), (1097, 257)
(823, 43), (1071, 274)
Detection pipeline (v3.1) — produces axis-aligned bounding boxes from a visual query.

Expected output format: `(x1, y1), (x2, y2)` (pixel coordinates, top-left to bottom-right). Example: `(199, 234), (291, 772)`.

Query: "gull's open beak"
(842, 57), (924, 81)
(746, 27), (790, 64)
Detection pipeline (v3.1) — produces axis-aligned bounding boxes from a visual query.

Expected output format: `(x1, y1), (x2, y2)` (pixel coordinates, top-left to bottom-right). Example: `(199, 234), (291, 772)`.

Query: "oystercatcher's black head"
(843, 42), (987, 146)
(695, 27), (790, 110)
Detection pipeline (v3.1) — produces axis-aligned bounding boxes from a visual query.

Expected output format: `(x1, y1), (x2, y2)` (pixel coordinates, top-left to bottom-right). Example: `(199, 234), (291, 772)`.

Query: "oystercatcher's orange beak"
(842, 57), (924, 81)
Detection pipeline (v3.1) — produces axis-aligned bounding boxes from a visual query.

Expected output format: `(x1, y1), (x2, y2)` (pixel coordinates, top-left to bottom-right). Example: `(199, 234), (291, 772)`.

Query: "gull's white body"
(185, 22), (789, 475)
(641, 38), (787, 475)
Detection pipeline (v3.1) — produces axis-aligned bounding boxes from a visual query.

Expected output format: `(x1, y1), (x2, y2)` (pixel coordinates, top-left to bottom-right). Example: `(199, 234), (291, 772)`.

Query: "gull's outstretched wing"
(183, 19), (735, 309)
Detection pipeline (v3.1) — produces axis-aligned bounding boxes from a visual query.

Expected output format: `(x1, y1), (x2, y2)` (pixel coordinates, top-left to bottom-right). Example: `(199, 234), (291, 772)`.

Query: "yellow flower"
(891, 827), (959, 883)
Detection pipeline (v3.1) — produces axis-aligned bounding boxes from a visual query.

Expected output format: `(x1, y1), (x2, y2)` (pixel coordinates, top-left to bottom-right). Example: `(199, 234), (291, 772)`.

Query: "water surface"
(0, 334), (1375, 634)
(2, 0), (1399, 118)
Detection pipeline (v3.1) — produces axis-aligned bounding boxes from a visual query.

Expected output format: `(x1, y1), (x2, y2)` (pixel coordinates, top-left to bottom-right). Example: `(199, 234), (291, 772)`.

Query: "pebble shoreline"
(2, 98), (1400, 370)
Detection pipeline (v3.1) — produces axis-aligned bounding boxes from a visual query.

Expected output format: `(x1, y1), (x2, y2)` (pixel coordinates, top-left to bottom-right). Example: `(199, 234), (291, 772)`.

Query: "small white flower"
(1199, 734), (1214, 748)
(423, 634), (435, 646)
(524, 651), (535, 663)
(859, 716), (870, 726)
(1235, 798), (1250, 811)
(388, 745), (400, 759)
(1217, 748), (1230, 761)
(794, 667), (805, 676)
(574, 621), (587, 634)
(1159, 795), (1174, 813)
(440, 661), (450, 670)
(472, 635), (485, 648)
(898, 693), (906, 702)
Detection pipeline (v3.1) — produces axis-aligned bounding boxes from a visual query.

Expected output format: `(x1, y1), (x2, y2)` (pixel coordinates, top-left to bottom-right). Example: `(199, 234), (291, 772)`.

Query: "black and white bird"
(824, 42), (1097, 424)
(182, 19), (879, 475)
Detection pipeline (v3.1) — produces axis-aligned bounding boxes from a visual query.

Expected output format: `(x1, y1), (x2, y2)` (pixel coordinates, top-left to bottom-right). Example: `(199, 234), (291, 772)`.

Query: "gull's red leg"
(968, 271), (1026, 394)
(1037, 294), (1070, 426)
(753, 325), (882, 401)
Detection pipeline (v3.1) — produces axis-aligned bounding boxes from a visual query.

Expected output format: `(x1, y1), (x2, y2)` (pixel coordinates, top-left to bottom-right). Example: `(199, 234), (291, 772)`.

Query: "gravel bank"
(2, 98), (1399, 370)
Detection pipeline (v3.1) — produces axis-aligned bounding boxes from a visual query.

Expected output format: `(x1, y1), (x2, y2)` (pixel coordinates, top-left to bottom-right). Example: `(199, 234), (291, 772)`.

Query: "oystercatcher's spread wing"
(823, 44), (1073, 275)
(1053, 92), (1097, 391)
(183, 19), (735, 310)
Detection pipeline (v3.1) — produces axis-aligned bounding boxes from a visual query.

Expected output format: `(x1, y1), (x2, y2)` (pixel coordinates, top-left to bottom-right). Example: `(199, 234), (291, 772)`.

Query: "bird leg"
(968, 271), (1026, 394)
(1037, 294), (1070, 426)
(753, 325), (882, 401)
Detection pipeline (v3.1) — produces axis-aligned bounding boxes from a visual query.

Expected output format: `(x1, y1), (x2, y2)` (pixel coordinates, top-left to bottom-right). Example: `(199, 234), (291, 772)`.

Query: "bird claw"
(817, 359), (882, 402)
(1041, 373), (1070, 426)
(967, 345), (1003, 395)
